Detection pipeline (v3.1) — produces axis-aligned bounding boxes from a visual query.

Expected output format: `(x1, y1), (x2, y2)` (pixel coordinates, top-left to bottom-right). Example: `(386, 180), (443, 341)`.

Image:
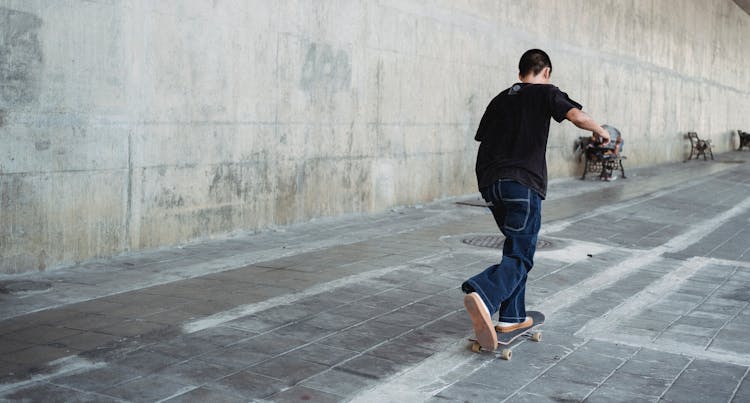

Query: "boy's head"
(518, 49), (552, 83)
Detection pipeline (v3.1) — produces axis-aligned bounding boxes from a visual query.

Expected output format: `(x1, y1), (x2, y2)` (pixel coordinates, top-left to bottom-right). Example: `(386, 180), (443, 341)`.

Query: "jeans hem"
(466, 279), (495, 315)
(499, 316), (527, 322)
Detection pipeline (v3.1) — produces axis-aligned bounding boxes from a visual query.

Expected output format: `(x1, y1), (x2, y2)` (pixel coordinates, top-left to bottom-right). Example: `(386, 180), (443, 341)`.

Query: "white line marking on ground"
(0, 356), (103, 394)
(156, 386), (200, 403)
(590, 333), (750, 367)
(182, 252), (450, 333)
(701, 256), (750, 269)
(575, 257), (709, 338)
(350, 341), (481, 403)
(534, 252), (661, 316)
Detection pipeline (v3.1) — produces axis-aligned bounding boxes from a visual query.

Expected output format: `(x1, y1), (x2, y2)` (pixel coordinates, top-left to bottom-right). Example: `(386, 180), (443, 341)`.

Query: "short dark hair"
(518, 49), (552, 76)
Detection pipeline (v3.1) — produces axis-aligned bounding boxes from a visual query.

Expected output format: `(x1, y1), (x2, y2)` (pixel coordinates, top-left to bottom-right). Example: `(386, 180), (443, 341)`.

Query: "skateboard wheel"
(531, 332), (542, 342)
(500, 348), (512, 360)
(471, 341), (482, 353)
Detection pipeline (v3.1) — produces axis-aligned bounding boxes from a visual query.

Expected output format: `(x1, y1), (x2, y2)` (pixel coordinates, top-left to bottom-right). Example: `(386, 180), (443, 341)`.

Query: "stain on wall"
(33, 139), (50, 151)
(300, 42), (351, 93)
(208, 163), (243, 201)
(0, 175), (46, 273)
(0, 7), (44, 107)
(155, 186), (185, 209)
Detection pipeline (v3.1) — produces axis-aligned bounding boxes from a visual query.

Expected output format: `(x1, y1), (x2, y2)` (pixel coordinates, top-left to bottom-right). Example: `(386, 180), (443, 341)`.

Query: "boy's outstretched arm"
(566, 108), (610, 144)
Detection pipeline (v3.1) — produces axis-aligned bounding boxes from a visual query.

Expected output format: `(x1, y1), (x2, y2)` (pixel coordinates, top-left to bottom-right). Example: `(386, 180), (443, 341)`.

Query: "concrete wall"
(1, 0), (749, 274)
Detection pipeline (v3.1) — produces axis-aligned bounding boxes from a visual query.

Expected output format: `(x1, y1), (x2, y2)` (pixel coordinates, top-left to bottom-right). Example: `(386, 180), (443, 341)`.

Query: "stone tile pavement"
(1, 153), (749, 402)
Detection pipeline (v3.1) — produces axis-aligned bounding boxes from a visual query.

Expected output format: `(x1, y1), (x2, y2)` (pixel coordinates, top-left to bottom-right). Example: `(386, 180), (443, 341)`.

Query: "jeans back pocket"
(500, 182), (530, 232)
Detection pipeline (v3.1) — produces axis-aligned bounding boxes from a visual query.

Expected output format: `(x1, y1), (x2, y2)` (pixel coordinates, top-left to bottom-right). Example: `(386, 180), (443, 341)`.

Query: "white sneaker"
(496, 316), (533, 333)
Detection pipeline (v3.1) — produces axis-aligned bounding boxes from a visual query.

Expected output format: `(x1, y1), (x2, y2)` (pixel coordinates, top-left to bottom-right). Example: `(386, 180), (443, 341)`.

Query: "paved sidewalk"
(1, 153), (749, 402)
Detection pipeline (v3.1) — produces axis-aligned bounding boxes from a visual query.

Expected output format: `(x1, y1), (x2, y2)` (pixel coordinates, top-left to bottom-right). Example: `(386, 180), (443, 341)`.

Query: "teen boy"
(462, 49), (610, 351)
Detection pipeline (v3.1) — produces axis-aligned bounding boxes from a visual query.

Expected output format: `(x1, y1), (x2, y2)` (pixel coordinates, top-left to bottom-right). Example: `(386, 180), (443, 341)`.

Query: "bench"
(738, 130), (750, 151)
(575, 136), (627, 180)
(686, 132), (713, 160)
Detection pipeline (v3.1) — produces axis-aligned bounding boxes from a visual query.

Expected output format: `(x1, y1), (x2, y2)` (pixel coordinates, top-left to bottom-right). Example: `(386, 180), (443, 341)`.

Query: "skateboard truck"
(469, 311), (545, 360)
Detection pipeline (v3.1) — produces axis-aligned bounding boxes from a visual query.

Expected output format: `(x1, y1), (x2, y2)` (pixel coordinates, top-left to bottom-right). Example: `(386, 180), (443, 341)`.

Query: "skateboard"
(468, 311), (545, 360)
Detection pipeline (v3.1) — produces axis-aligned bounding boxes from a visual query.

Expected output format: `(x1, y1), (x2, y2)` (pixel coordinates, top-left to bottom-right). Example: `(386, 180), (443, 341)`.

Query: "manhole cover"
(0, 281), (52, 295)
(462, 235), (553, 249)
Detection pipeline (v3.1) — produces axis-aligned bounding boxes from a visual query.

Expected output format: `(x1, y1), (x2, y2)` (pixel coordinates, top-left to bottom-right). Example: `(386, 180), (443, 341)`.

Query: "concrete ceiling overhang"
(734, 0), (750, 15)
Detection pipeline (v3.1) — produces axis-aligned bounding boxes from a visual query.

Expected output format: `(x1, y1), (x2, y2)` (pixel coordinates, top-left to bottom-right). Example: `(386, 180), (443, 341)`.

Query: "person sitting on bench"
(586, 124), (623, 180)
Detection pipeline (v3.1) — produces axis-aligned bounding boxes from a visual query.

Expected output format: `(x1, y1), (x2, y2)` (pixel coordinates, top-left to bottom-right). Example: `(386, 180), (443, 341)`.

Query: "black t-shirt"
(474, 83), (582, 199)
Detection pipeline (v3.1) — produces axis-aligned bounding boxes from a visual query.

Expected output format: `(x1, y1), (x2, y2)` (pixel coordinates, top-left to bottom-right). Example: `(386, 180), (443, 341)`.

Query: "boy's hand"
(596, 128), (611, 145)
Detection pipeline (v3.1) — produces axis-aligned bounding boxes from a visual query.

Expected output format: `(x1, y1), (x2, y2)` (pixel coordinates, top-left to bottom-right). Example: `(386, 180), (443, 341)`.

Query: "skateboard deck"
(468, 310), (545, 360)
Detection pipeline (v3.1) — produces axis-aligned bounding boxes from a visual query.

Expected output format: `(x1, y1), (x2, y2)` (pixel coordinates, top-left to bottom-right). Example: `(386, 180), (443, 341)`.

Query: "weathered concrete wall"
(1, 0), (749, 274)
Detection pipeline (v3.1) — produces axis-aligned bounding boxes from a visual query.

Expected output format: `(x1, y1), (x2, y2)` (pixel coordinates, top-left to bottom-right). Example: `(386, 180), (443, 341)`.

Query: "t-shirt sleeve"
(549, 87), (582, 123)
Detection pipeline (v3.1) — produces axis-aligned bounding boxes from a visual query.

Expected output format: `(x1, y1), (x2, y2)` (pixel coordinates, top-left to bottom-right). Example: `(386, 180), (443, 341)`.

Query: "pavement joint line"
(657, 356), (695, 401)
(182, 250), (452, 333)
(729, 366), (750, 402)
(0, 355), (104, 394)
(580, 346), (643, 402)
(703, 225), (749, 257)
(705, 300), (750, 351)
(528, 260), (576, 283)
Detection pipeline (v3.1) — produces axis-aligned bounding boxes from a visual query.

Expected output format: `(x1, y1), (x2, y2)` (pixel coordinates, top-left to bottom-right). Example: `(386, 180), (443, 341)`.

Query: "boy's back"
(474, 83), (582, 199)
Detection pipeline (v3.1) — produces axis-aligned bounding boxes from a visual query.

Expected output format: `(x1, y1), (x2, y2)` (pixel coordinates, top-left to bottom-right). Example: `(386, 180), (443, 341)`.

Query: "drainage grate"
(462, 235), (553, 250)
(0, 281), (52, 295)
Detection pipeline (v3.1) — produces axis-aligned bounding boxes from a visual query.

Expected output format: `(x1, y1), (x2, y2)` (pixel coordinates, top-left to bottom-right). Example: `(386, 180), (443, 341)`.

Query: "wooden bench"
(737, 130), (750, 151)
(686, 132), (713, 160)
(576, 136), (626, 180)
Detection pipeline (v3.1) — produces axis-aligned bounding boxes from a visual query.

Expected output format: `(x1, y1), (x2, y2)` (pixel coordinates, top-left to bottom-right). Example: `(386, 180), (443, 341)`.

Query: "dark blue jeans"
(463, 180), (542, 323)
